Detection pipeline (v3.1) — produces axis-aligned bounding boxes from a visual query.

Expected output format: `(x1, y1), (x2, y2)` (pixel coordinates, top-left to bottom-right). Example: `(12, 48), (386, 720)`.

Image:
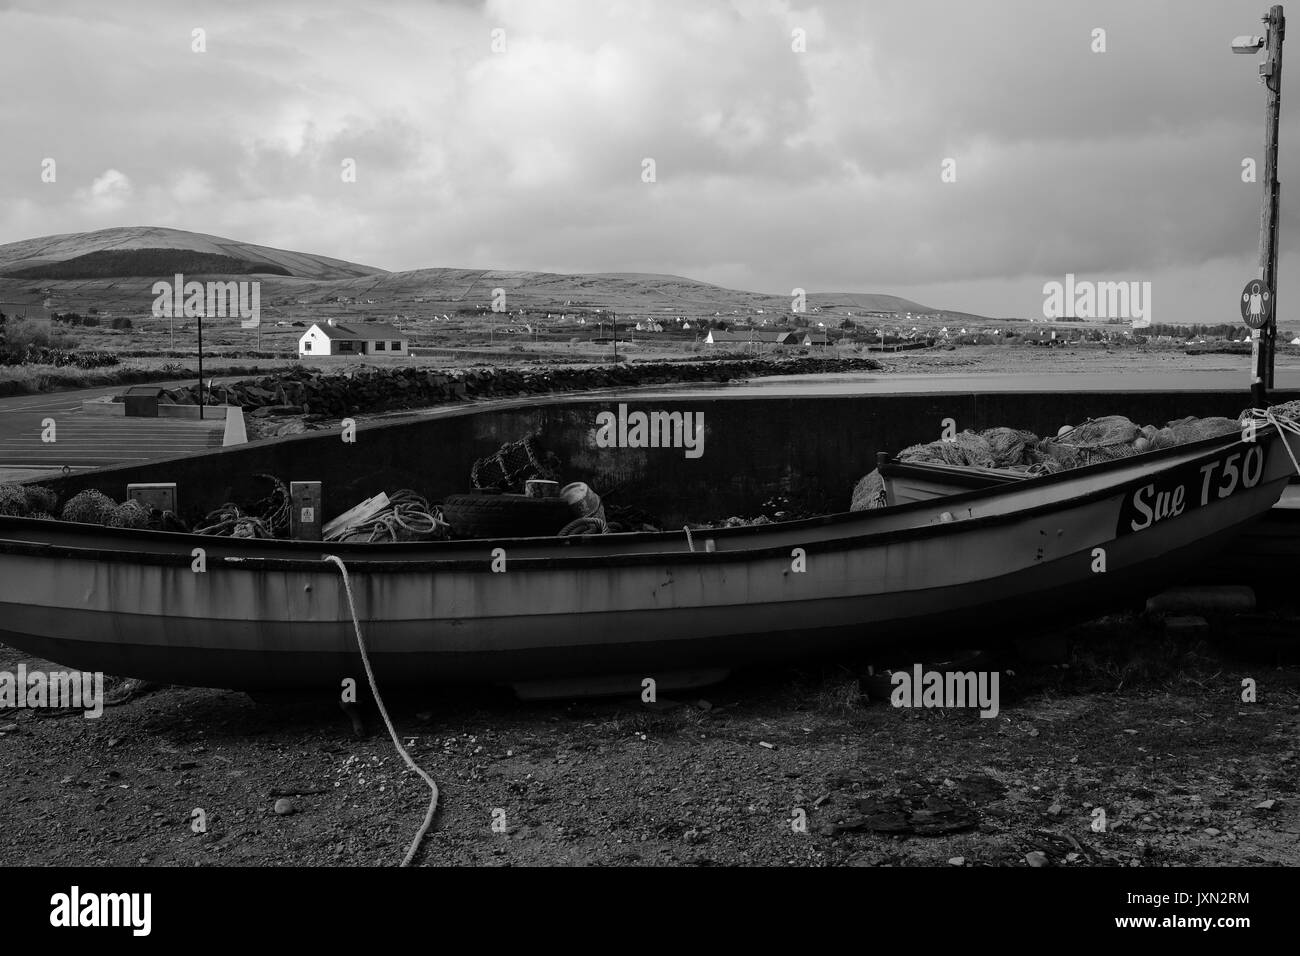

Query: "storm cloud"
(0, 0), (1293, 321)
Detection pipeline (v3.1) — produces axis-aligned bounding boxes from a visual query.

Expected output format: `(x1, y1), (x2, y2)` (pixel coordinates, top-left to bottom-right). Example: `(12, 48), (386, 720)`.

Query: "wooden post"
(1254, 4), (1285, 406)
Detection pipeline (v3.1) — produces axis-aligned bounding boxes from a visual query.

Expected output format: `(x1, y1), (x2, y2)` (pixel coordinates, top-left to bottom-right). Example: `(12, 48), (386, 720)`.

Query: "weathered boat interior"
(30, 385), (1297, 531)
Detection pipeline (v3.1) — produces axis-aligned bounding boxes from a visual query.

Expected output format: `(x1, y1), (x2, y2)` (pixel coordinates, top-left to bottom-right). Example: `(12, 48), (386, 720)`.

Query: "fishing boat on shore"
(0, 417), (1295, 696)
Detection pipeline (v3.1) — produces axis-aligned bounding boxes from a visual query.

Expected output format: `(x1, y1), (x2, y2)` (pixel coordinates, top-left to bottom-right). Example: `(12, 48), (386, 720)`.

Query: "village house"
(299, 319), (409, 357)
(703, 330), (749, 345)
(702, 329), (830, 347)
(705, 329), (795, 346)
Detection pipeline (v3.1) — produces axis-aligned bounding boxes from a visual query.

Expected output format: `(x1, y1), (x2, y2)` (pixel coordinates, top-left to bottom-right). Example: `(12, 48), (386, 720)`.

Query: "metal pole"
(197, 315), (204, 420)
(1254, 4), (1285, 406)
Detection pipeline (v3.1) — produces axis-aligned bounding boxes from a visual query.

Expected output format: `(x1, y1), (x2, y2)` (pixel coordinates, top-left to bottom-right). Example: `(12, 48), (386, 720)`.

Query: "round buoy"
(560, 482), (602, 517)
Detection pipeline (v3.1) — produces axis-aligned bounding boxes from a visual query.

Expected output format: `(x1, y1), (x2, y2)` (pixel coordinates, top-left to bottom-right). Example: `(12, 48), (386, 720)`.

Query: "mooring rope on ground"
(323, 554), (439, 867)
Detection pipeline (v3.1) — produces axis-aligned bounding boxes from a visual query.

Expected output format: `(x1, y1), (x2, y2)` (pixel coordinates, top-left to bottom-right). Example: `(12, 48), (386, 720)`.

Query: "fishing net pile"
(850, 413), (1246, 511)
(194, 474), (290, 538)
(1265, 398), (1300, 422)
(60, 489), (118, 524)
(0, 483), (57, 518)
(59, 489), (170, 529)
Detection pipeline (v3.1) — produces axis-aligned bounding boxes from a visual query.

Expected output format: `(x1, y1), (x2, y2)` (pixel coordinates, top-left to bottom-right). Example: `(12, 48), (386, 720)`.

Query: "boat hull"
(1, 428), (1294, 690)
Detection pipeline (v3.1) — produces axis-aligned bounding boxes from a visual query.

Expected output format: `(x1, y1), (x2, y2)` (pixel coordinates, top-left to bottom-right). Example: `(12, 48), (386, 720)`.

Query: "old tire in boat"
(441, 492), (573, 539)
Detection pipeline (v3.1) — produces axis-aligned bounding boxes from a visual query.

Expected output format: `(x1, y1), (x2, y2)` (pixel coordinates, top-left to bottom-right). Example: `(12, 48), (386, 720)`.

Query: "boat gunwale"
(0, 425), (1280, 574)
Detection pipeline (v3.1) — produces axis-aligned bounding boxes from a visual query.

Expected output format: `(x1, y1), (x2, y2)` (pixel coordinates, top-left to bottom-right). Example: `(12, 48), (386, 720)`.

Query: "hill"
(0, 226), (387, 280)
(0, 227), (984, 322)
(299, 267), (968, 319)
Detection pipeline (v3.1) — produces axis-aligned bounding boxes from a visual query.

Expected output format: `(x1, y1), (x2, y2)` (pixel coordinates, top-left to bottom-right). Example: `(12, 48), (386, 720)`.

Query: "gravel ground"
(2, 621), (1296, 868)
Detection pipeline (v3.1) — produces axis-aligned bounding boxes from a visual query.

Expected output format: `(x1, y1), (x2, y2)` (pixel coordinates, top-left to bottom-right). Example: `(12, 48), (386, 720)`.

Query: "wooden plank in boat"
(322, 492), (389, 539)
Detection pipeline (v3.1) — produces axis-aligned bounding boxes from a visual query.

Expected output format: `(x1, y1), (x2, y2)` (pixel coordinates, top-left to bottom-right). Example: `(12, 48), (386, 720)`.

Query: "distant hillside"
(0, 226), (386, 280)
(332, 267), (961, 318)
(5, 249), (292, 279)
(0, 227), (986, 321)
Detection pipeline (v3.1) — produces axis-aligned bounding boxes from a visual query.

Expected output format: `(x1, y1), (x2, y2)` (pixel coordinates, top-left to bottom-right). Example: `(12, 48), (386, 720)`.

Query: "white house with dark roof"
(299, 319), (409, 357)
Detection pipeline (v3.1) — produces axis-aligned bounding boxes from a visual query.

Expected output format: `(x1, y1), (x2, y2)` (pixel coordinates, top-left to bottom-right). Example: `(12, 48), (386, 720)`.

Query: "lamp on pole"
(1234, 6), (1285, 405)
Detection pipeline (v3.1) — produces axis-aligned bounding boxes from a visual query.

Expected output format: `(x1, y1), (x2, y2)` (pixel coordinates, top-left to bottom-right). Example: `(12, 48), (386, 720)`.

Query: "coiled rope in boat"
(323, 554), (439, 867)
(559, 515), (607, 536)
(326, 489), (448, 543)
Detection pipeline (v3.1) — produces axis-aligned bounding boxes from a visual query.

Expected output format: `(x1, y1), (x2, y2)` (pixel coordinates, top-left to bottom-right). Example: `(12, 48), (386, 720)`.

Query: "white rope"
(559, 514), (607, 536)
(323, 554), (439, 867)
(683, 525), (695, 552)
(1243, 407), (1300, 478)
(325, 490), (447, 543)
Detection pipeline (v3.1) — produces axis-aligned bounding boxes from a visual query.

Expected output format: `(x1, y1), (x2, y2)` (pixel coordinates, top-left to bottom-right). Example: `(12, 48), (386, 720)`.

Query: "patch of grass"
(589, 702), (711, 737)
(778, 666), (866, 715)
(1029, 615), (1226, 695)
(813, 677), (865, 714)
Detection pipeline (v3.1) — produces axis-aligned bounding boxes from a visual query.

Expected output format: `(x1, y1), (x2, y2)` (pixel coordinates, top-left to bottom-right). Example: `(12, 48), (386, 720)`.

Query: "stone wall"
(161, 357), (886, 419)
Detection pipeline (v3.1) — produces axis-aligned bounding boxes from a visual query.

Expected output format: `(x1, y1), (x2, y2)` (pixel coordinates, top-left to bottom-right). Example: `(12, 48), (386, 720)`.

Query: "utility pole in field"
(197, 315), (204, 420)
(1235, 6), (1285, 405)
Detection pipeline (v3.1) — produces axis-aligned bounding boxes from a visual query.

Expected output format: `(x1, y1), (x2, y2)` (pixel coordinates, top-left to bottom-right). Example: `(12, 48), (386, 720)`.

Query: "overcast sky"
(0, 0), (1294, 321)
